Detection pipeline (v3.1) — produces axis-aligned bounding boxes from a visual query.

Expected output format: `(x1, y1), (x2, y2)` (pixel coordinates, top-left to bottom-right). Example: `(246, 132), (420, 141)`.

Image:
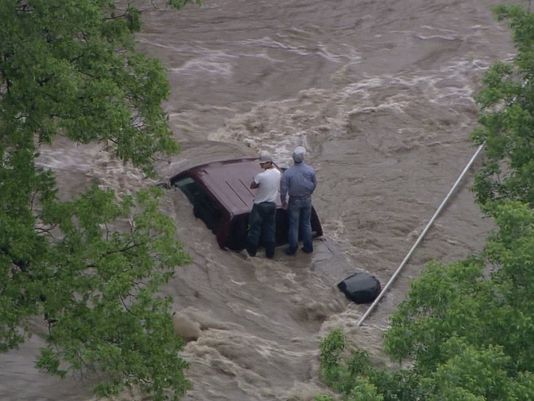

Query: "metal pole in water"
(356, 143), (485, 327)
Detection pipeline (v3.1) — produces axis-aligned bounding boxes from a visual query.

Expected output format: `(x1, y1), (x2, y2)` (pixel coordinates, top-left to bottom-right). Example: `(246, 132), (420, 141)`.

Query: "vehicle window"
(174, 177), (223, 232)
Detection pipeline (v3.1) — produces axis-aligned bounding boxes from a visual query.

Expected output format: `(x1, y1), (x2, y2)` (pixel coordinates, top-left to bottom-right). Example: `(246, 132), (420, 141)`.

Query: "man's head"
(259, 150), (273, 168)
(292, 146), (306, 163)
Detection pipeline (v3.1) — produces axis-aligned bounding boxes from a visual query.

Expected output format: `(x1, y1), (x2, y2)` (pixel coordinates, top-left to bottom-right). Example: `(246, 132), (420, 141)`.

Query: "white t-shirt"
(253, 168), (281, 204)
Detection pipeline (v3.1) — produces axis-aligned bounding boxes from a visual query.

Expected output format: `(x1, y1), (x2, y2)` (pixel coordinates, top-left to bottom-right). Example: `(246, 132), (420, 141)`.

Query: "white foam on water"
(170, 58), (234, 77)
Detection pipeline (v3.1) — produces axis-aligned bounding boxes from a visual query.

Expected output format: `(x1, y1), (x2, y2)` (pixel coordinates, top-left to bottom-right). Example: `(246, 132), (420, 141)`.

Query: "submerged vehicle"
(170, 157), (323, 251)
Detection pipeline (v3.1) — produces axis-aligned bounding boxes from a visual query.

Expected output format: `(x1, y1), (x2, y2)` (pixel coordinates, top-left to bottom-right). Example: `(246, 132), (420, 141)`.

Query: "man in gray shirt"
(280, 146), (317, 255)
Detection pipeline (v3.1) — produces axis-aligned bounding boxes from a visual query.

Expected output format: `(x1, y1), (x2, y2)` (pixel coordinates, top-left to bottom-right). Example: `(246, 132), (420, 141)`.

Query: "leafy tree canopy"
(473, 5), (534, 208)
(1, 1), (198, 399)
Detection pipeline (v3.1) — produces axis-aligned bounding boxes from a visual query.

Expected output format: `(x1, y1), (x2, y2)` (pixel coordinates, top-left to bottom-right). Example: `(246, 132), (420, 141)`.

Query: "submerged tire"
(337, 272), (381, 304)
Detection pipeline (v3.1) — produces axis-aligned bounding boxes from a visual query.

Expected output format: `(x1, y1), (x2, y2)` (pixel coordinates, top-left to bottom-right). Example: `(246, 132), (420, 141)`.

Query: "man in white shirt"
(246, 150), (281, 258)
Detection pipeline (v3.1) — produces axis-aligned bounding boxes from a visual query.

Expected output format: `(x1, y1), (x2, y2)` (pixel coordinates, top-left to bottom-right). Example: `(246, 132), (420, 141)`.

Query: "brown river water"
(0, 0), (521, 400)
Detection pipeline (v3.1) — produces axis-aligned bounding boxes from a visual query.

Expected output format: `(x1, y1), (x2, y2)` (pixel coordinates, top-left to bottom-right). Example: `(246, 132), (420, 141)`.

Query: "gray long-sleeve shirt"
(280, 162), (317, 202)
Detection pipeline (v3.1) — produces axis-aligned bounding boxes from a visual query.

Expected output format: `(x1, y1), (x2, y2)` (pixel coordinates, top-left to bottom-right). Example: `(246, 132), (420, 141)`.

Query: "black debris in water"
(337, 272), (381, 304)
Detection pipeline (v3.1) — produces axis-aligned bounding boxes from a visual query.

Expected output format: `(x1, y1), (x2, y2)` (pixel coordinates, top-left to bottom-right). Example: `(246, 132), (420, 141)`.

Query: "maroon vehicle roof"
(172, 158), (282, 217)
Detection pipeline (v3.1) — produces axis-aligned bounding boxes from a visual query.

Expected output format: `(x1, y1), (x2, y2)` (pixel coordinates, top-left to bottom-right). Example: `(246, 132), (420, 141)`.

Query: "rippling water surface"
(0, 1), (520, 400)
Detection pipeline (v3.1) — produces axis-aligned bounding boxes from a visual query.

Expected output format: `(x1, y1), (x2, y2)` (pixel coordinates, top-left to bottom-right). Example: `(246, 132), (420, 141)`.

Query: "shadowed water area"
(0, 0), (521, 400)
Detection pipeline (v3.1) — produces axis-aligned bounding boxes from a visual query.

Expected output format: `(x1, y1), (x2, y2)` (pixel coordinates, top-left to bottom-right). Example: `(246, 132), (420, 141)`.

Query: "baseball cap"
(259, 150), (273, 163)
(292, 146), (306, 163)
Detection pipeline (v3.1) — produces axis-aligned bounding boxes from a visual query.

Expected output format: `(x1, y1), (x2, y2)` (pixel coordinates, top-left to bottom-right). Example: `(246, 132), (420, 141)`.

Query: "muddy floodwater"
(0, 0), (520, 400)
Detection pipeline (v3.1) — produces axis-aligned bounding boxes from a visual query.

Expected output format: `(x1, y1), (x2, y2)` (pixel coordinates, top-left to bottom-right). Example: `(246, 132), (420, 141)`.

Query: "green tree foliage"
(317, 4), (534, 401)
(473, 5), (534, 207)
(0, 1), (197, 399)
(35, 187), (191, 399)
(319, 328), (346, 388)
(346, 378), (383, 401)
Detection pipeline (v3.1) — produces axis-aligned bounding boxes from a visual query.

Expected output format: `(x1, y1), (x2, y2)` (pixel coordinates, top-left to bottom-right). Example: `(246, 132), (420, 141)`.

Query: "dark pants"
(287, 196), (313, 254)
(246, 201), (276, 258)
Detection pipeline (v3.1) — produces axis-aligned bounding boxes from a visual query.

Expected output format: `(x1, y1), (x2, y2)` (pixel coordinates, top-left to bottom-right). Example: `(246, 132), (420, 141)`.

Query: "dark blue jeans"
(246, 201), (276, 258)
(287, 196), (313, 254)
